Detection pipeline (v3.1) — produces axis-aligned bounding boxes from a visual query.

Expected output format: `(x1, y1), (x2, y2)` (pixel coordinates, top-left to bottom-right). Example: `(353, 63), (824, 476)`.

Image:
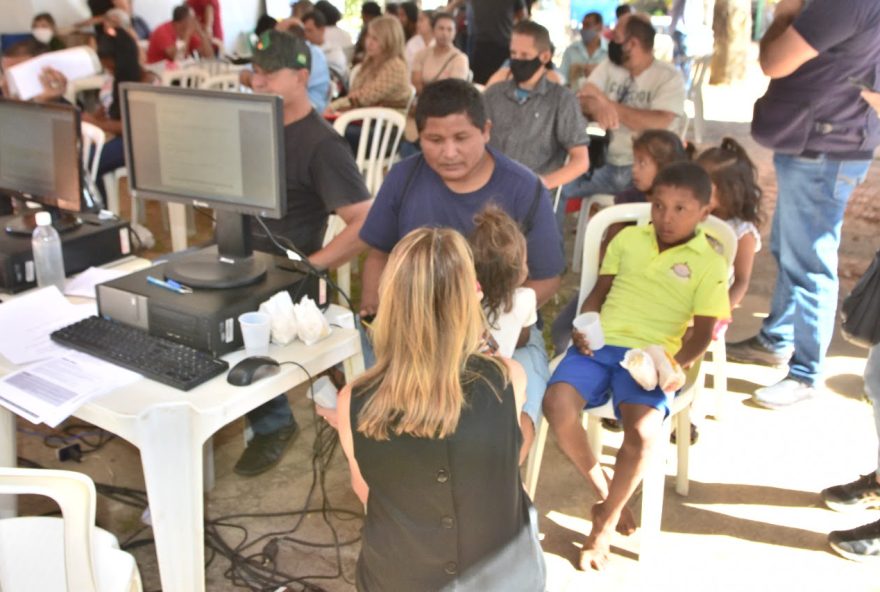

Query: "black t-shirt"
(88, 0), (113, 15)
(471, 0), (524, 45)
(251, 109), (371, 256)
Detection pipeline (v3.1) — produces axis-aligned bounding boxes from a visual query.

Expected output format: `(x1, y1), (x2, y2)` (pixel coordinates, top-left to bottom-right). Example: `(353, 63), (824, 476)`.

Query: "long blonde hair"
(354, 228), (506, 440)
(361, 15), (406, 73)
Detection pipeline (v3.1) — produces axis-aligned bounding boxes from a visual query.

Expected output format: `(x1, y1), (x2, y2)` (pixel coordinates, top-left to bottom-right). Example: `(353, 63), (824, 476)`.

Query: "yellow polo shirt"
(598, 224), (730, 355)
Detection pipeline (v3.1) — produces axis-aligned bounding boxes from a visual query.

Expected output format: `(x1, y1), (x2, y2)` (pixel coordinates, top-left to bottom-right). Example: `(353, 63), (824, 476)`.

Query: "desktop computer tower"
(96, 248), (324, 356)
(0, 215), (132, 293)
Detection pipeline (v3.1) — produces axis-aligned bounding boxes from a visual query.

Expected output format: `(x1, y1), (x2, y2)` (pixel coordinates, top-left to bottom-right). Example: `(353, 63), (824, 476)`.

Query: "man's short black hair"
(616, 4), (633, 18)
(415, 79), (487, 133)
(255, 15), (278, 37)
(652, 162), (713, 204)
(314, 0), (341, 25)
(399, 2), (419, 24)
(512, 20), (551, 54)
(625, 14), (655, 50)
(583, 11), (603, 26)
(302, 10), (327, 27)
(432, 11), (455, 28)
(362, 2), (382, 17)
(172, 4), (191, 22)
(385, 3), (400, 17)
(32, 12), (56, 27)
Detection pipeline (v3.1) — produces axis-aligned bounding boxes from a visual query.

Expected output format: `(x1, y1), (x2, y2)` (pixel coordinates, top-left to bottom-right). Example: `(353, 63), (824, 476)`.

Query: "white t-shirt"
(726, 217), (762, 252)
(322, 43), (348, 74)
(324, 25), (353, 51)
(586, 59), (685, 166)
(486, 287), (538, 358)
(405, 35), (427, 71)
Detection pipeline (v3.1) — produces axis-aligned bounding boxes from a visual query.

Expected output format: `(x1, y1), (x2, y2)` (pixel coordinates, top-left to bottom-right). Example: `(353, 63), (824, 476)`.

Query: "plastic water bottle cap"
(35, 211), (52, 226)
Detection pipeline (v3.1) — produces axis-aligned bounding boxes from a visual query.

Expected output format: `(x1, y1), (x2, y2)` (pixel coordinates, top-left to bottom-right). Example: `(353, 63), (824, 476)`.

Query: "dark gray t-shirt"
(471, 0), (523, 46)
(251, 109), (371, 255)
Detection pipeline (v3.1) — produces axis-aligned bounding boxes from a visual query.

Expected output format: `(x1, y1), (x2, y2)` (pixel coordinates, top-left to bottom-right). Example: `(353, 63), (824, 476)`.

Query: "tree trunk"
(710, 0), (752, 84)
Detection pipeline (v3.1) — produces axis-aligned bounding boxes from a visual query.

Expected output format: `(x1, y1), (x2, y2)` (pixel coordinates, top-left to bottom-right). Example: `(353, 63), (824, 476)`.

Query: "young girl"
(616, 129), (690, 204)
(697, 137), (763, 311)
(469, 205), (537, 359)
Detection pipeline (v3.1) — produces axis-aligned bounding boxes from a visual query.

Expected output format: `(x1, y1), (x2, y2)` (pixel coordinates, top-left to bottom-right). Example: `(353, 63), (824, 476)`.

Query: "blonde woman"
(337, 228), (545, 591)
(328, 15), (410, 113)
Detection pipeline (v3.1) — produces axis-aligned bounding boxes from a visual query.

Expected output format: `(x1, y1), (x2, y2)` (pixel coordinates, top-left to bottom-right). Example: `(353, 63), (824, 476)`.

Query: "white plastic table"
(0, 262), (365, 592)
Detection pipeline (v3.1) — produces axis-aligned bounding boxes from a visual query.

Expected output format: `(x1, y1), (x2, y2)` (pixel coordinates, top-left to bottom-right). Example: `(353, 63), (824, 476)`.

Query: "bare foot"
(578, 503), (615, 571)
(615, 505), (636, 536)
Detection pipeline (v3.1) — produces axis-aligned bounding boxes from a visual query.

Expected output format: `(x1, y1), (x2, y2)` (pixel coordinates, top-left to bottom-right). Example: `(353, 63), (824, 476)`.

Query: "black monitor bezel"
(118, 82), (287, 220)
(0, 97), (83, 214)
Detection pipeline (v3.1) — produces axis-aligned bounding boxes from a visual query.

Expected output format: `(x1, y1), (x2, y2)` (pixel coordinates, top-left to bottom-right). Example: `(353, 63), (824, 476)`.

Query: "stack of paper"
(5, 46), (101, 101)
(0, 287), (140, 426)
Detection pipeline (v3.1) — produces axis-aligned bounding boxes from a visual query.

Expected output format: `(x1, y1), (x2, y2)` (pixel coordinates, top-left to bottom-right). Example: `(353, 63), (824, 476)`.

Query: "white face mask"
(32, 27), (53, 44)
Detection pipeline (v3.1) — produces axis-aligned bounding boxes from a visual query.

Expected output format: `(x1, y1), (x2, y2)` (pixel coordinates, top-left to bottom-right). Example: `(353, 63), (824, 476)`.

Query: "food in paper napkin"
(293, 296), (331, 345)
(619, 348), (658, 391)
(259, 291), (298, 345)
(645, 345), (686, 393)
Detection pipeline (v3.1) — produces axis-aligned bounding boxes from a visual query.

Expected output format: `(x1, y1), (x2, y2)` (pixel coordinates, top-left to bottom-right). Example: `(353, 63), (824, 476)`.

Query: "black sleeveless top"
(350, 356), (532, 591)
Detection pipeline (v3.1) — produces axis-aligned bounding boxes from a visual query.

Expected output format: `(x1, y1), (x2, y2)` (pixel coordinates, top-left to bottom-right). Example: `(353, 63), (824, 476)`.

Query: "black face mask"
(608, 41), (626, 66)
(509, 57), (543, 84)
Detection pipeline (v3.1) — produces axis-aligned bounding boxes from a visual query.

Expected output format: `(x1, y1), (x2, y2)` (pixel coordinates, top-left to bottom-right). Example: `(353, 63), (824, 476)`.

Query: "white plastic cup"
(573, 312), (605, 350)
(239, 312), (271, 356)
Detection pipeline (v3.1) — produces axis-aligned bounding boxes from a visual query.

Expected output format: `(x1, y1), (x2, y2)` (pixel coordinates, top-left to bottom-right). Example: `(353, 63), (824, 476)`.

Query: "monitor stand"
(4, 209), (82, 236)
(163, 211), (267, 289)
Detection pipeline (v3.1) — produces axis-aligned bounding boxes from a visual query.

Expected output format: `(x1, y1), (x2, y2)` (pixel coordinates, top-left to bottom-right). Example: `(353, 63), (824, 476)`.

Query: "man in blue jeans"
(728, 0), (880, 408)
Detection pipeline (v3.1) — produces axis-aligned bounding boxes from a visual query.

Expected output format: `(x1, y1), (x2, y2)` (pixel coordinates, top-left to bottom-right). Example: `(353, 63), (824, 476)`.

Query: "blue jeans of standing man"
(757, 153), (871, 385)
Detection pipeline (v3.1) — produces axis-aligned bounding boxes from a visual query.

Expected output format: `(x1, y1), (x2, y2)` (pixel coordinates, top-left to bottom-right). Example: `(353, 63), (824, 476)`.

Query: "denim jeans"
(246, 394), (295, 435)
(557, 163), (632, 232)
(863, 347), (880, 476)
(758, 153), (871, 385)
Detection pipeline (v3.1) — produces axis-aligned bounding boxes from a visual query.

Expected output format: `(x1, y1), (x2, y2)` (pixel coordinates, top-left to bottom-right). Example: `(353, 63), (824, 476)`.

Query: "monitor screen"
(120, 83), (286, 219)
(0, 98), (82, 214)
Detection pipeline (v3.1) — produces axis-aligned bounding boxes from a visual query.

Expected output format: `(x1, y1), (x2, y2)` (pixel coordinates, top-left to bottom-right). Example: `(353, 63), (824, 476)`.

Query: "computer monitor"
(0, 98), (84, 234)
(119, 83), (286, 289)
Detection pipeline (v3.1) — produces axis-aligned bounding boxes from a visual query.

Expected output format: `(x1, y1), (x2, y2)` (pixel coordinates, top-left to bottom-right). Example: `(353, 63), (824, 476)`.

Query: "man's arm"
(524, 276), (562, 309)
(360, 248), (388, 316)
(540, 144), (589, 190)
(577, 83), (619, 130)
(759, 0), (817, 78)
(194, 25), (215, 59)
(308, 201), (371, 271)
(674, 315), (715, 369)
(613, 103), (676, 132)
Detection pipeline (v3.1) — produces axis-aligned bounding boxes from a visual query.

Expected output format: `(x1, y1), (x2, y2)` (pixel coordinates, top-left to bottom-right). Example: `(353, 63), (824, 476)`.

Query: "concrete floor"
(12, 55), (880, 591)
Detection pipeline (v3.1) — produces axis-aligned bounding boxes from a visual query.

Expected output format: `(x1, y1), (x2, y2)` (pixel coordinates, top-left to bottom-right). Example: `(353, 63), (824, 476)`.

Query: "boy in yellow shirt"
(543, 161), (730, 571)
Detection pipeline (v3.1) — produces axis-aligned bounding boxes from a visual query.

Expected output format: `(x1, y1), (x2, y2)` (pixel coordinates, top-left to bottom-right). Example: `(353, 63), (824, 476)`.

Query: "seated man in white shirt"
(302, 10), (348, 75)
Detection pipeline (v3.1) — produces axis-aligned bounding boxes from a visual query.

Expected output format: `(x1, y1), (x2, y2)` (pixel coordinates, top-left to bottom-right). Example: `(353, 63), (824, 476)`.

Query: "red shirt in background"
(187, 0), (223, 41)
(146, 21), (203, 63)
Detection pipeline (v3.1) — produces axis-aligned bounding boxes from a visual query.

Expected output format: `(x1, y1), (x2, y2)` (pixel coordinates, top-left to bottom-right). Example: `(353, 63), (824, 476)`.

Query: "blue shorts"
(547, 345), (672, 419)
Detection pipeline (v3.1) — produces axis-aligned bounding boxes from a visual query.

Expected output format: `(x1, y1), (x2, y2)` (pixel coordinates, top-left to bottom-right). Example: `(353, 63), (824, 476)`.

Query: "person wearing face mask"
(560, 12), (607, 91)
(31, 13), (66, 52)
(483, 20), (590, 195)
(557, 13), (684, 226)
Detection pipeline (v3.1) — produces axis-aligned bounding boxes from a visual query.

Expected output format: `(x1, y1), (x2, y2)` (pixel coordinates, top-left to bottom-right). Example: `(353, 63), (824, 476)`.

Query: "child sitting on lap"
(542, 162), (730, 571)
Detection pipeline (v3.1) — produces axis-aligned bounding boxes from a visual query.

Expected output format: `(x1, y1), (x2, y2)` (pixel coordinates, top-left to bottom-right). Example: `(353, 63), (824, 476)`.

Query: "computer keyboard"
(51, 316), (229, 391)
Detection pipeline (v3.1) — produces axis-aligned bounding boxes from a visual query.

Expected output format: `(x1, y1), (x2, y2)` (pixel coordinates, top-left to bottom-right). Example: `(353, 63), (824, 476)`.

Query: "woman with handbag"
(336, 227), (546, 590)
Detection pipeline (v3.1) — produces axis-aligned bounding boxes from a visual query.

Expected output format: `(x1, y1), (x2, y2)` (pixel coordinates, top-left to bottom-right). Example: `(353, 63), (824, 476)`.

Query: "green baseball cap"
(252, 30), (311, 73)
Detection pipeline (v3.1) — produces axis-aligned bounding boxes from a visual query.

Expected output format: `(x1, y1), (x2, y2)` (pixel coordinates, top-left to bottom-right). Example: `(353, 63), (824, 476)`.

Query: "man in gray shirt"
(483, 20), (589, 193)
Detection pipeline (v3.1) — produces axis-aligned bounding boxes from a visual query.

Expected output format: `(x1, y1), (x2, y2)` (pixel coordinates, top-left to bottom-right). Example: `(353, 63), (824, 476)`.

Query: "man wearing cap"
(233, 30), (372, 476)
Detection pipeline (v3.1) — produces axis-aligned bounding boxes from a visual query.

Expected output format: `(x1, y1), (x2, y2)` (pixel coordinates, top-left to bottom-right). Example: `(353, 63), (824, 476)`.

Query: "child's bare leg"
(581, 403), (663, 571)
(543, 384), (636, 536)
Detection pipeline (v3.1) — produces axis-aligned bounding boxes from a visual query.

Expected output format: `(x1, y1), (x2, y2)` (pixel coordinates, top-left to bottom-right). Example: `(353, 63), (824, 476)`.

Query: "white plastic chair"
(81, 121), (106, 190)
(101, 167), (128, 217)
(160, 67), (208, 88)
(571, 193), (616, 273)
(202, 72), (244, 91)
(323, 214), (351, 305)
(333, 107), (406, 196)
(0, 467), (142, 592)
(523, 203), (736, 561)
(63, 74), (108, 106)
(679, 55), (712, 144)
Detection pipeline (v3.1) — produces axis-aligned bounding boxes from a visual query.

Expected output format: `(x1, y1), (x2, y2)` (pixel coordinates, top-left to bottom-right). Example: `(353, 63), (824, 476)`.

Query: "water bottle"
(31, 211), (65, 289)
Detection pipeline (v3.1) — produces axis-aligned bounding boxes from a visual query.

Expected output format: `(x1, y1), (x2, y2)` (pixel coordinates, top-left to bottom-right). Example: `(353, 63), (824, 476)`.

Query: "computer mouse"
(226, 356), (281, 386)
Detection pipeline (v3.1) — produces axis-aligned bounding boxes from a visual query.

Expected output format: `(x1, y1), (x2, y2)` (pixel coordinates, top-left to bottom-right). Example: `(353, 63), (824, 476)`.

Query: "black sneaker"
(821, 473), (880, 512)
(234, 421), (300, 477)
(828, 518), (880, 562)
(726, 335), (790, 367)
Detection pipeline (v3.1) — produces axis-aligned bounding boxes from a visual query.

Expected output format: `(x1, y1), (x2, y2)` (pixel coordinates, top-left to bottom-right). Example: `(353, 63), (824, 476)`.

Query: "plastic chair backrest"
(161, 67), (208, 88)
(577, 203), (737, 310)
(0, 468), (100, 592)
(202, 72), (242, 91)
(80, 121), (106, 186)
(688, 55), (712, 101)
(333, 107), (406, 195)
